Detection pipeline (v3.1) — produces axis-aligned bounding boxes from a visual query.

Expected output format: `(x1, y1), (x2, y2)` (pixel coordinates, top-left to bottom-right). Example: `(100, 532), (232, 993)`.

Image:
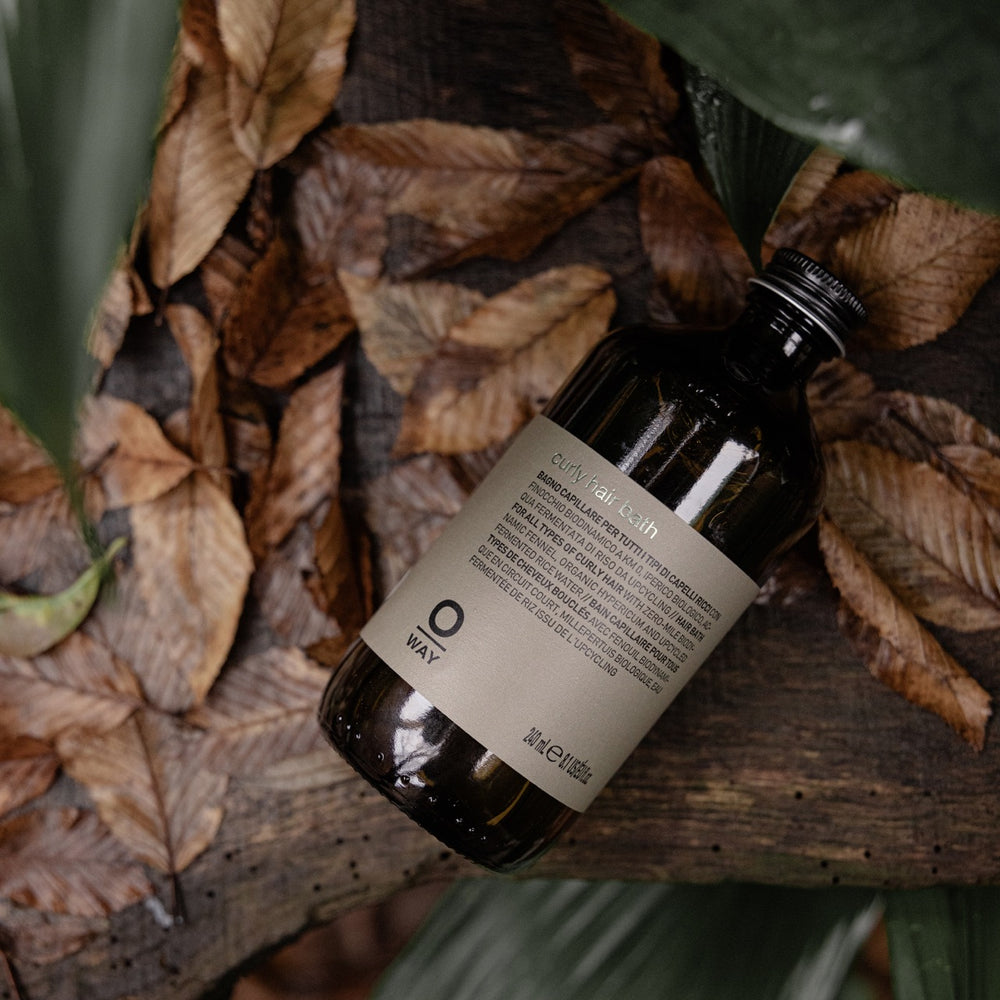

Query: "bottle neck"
(723, 285), (841, 391)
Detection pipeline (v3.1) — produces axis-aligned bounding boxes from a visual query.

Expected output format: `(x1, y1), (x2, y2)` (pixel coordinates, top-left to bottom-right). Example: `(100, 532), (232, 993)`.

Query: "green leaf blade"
(608, 0), (1000, 214)
(0, 0), (177, 470)
(373, 880), (881, 1000)
(885, 887), (1000, 1000)
(684, 64), (815, 267)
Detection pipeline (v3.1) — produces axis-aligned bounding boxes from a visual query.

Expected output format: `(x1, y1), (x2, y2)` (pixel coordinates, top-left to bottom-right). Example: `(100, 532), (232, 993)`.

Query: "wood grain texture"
(9, 2), (1000, 998)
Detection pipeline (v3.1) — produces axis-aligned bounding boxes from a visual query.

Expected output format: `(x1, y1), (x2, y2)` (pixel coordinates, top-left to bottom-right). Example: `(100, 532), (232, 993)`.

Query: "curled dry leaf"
(245, 363), (345, 559)
(186, 646), (330, 776)
(0, 897), (100, 965)
(218, 0), (356, 168)
(341, 271), (486, 396)
(395, 265), (616, 456)
(770, 148), (845, 222)
(810, 361), (1000, 538)
(148, 53), (256, 289)
(0, 631), (143, 742)
(87, 259), (151, 373)
(819, 517), (991, 750)
(243, 363), (365, 653)
(806, 358), (882, 443)
(0, 488), (89, 597)
(199, 232), (264, 328)
(824, 440), (1000, 633)
(0, 808), (153, 918)
(363, 454), (470, 594)
(78, 395), (195, 511)
(59, 711), (227, 876)
(386, 121), (645, 274)
(291, 131), (392, 280)
(165, 304), (229, 478)
(0, 737), (59, 819)
(305, 498), (368, 660)
(865, 391), (1000, 515)
(294, 119), (645, 278)
(1, 407), (89, 592)
(92, 473), (253, 713)
(831, 193), (1000, 350)
(176, 0), (229, 76)
(222, 236), (355, 388)
(856, 391), (1000, 543)
(0, 405), (62, 506)
(554, 0), (678, 148)
(765, 150), (902, 263)
(253, 519), (350, 649)
(640, 155), (753, 325)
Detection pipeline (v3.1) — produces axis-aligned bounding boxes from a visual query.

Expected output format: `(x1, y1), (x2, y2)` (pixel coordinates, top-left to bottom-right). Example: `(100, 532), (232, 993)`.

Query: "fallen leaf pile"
(2, 0), (1000, 963)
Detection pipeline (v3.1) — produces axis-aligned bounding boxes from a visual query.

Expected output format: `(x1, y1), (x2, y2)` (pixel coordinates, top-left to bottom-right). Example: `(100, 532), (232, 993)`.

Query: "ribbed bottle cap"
(748, 248), (867, 357)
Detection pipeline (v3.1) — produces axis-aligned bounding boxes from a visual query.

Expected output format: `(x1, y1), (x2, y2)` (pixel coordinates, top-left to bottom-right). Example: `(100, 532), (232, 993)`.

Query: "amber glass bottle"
(319, 248), (866, 871)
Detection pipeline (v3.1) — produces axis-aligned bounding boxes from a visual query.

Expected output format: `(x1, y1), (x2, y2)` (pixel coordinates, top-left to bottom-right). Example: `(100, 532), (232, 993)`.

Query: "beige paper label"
(361, 415), (759, 811)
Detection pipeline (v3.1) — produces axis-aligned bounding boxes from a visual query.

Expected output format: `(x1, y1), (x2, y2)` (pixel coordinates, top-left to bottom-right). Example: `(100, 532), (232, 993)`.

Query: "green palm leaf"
(373, 879), (883, 1000)
(0, 0), (177, 469)
(609, 0), (1000, 215)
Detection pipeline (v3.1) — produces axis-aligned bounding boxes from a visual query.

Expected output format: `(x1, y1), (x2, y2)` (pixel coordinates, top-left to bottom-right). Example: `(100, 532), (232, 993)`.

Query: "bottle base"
(318, 642), (579, 873)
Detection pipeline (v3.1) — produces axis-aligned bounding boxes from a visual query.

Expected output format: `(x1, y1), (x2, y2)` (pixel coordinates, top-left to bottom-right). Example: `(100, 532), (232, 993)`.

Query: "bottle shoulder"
(552, 324), (819, 448)
(545, 324), (825, 577)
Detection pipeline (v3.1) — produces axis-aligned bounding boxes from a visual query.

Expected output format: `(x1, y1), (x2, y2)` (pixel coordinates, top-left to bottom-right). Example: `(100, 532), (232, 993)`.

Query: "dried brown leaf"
(165, 304), (228, 478)
(294, 120), (643, 278)
(148, 57), (256, 288)
(395, 265), (615, 456)
(765, 153), (901, 262)
(186, 646), (329, 775)
(824, 440), (1000, 632)
(0, 897), (99, 965)
(341, 271), (486, 395)
(219, 0), (356, 168)
(77, 395), (196, 510)
(59, 711), (227, 875)
(0, 488), (87, 595)
(253, 520), (346, 648)
(858, 394), (1000, 535)
(831, 194), (1000, 350)
(245, 364), (345, 559)
(387, 121), (643, 273)
(221, 379), (276, 490)
(554, 0), (678, 146)
(250, 451), (365, 657)
(1, 416), (96, 595)
(87, 255), (152, 372)
(811, 369), (1000, 538)
(199, 232), (264, 327)
(222, 237), (354, 388)
(868, 390), (1000, 488)
(363, 454), (470, 594)
(0, 808), (153, 917)
(0, 737), (59, 819)
(639, 155), (753, 325)
(772, 147), (845, 221)
(307, 498), (369, 660)
(0, 632), (142, 743)
(291, 132), (391, 280)
(93, 473), (252, 712)
(819, 516), (991, 750)
(806, 358), (882, 443)
(176, 0), (228, 75)
(0, 406), (62, 506)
